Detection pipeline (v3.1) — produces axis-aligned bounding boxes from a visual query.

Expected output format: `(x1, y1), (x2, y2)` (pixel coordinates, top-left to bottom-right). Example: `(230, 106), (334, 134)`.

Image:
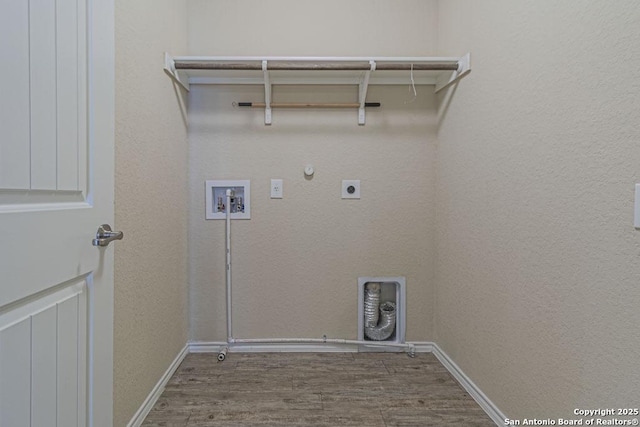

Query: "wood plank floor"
(142, 352), (495, 426)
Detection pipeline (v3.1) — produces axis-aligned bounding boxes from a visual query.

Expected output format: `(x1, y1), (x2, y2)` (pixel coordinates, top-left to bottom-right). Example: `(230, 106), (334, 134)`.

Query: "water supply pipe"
(217, 346), (228, 362)
(225, 190), (233, 342)
(231, 337), (414, 350)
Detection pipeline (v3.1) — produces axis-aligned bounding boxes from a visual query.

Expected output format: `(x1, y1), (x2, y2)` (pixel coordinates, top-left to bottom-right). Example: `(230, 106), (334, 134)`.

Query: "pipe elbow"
(364, 301), (396, 341)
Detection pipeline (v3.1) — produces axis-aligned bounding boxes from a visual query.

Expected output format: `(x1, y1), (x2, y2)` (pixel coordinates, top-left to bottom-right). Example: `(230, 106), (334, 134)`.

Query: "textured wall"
(187, 0), (438, 56)
(189, 85), (436, 342)
(187, 0), (439, 343)
(114, 1), (189, 425)
(436, 0), (640, 418)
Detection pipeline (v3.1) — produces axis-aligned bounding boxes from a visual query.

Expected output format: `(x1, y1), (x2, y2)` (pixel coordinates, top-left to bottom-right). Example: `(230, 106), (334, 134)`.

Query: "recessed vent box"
(357, 276), (406, 352)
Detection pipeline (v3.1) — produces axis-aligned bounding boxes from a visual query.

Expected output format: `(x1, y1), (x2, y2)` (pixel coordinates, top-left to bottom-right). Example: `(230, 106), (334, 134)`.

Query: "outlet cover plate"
(342, 180), (360, 199)
(271, 179), (283, 199)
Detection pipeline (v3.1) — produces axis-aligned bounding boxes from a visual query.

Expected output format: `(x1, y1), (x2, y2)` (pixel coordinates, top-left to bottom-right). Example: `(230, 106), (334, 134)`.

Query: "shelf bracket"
(357, 60), (375, 125)
(163, 53), (190, 92)
(262, 60), (272, 125)
(435, 52), (471, 93)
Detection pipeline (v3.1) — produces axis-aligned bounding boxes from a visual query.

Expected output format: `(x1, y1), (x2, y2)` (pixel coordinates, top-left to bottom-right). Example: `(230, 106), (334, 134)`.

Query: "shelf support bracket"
(262, 60), (272, 125)
(357, 60), (375, 125)
(163, 52), (190, 92)
(435, 52), (471, 93)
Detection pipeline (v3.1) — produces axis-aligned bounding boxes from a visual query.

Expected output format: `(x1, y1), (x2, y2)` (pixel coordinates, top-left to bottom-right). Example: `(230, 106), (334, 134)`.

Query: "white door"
(0, 0), (115, 426)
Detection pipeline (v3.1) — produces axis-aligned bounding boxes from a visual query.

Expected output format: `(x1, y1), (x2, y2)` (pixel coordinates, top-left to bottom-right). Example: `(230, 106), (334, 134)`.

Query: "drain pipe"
(218, 189), (234, 362)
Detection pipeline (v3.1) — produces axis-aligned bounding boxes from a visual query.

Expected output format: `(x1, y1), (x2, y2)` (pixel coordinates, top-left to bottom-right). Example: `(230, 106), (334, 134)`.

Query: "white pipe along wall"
(221, 187), (415, 358)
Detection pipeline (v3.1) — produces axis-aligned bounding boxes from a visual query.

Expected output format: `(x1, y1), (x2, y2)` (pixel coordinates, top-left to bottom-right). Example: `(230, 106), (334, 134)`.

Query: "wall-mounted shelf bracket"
(358, 60), (375, 125)
(262, 60), (272, 125)
(163, 53), (190, 91)
(435, 52), (471, 93)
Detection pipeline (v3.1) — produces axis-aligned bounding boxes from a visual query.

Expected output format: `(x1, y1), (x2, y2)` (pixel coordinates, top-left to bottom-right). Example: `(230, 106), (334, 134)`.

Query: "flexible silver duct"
(364, 283), (397, 341)
(363, 283), (381, 328)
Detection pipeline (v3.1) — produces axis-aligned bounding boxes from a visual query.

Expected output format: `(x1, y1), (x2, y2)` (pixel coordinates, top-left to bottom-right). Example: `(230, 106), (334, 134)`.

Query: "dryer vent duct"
(363, 283), (397, 341)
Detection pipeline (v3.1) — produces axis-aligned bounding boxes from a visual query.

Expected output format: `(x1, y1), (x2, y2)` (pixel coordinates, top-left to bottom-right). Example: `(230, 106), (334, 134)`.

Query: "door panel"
(0, 1), (30, 189)
(29, 0), (58, 191)
(0, 318), (31, 426)
(0, 280), (88, 427)
(58, 295), (83, 427)
(31, 307), (58, 427)
(0, 0), (87, 194)
(57, 0), (82, 191)
(0, 0), (114, 425)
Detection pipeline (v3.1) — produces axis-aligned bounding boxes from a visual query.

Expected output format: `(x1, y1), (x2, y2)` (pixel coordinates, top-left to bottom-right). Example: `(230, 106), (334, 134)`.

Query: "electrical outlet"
(271, 179), (283, 199)
(342, 180), (360, 199)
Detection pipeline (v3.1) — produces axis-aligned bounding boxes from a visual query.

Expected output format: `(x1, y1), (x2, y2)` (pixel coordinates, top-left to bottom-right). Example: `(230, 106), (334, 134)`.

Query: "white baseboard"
(431, 343), (505, 426)
(127, 344), (189, 427)
(188, 341), (435, 354)
(190, 341), (357, 353)
(136, 341), (502, 426)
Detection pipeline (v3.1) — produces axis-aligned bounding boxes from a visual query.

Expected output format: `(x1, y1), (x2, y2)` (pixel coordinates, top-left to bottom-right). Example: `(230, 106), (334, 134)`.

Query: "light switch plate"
(342, 180), (360, 199)
(635, 184), (640, 229)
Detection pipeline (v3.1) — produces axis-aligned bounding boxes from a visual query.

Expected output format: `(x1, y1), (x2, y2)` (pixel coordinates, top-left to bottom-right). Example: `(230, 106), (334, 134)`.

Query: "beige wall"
(189, 85), (436, 342)
(114, 1), (189, 425)
(187, 0), (438, 56)
(112, 0), (640, 421)
(436, 0), (640, 419)
(187, 0), (440, 342)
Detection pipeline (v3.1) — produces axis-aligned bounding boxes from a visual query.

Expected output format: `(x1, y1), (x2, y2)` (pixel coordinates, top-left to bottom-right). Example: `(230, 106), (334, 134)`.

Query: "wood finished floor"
(142, 352), (495, 427)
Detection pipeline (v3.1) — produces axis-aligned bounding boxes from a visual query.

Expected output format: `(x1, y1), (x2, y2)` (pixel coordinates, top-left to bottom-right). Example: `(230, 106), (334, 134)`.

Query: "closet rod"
(237, 102), (381, 108)
(174, 61), (459, 71)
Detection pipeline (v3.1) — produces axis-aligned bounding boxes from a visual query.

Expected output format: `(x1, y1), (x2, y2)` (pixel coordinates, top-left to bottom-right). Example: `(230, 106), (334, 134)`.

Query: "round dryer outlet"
(341, 180), (360, 199)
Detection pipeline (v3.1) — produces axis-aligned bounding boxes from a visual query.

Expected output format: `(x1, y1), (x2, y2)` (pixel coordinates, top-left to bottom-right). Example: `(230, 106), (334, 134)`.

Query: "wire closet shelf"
(163, 53), (471, 124)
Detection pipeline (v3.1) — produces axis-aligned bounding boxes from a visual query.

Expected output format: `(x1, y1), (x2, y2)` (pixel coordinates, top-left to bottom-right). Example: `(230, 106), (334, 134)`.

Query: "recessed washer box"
(205, 180), (250, 220)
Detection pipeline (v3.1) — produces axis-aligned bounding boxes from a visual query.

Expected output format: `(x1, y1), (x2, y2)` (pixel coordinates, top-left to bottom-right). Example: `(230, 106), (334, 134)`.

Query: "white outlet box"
(342, 180), (360, 199)
(271, 179), (283, 199)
